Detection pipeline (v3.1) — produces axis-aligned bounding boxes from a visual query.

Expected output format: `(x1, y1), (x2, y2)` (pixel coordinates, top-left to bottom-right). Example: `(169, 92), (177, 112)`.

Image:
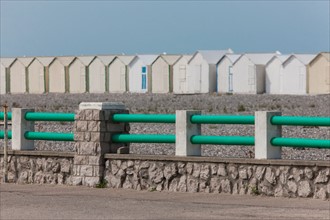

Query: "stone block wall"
(103, 155), (330, 200)
(0, 151), (74, 185)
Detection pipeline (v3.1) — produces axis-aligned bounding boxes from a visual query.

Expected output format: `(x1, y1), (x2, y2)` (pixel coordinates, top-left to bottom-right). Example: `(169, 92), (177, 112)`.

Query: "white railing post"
(175, 110), (201, 156)
(12, 108), (35, 150)
(255, 111), (282, 159)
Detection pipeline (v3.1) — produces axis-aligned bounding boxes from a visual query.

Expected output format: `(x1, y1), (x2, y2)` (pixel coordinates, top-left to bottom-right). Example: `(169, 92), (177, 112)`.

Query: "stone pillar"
(12, 108), (35, 150)
(255, 111), (282, 159)
(72, 102), (129, 186)
(175, 110), (201, 156)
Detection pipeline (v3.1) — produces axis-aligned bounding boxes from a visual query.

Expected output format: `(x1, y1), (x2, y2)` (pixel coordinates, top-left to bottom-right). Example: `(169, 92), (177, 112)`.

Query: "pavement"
(0, 184), (329, 220)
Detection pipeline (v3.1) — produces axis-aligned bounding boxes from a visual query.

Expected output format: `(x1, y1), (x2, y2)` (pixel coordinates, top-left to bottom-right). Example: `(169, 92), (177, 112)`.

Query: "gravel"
(0, 93), (329, 160)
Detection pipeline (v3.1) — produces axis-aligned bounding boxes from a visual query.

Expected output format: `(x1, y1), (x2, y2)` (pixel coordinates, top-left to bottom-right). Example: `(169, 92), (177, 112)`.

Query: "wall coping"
(0, 150), (75, 158)
(104, 154), (330, 167)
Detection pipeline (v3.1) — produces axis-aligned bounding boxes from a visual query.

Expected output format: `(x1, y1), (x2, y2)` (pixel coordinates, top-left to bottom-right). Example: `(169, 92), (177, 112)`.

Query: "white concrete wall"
(266, 58), (282, 94)
(69, 58), (86, 93)
(282, 58), (307, 95)
(109, 57), (126, 93)
(128, 59), (148, 93)
(89, 58), (106, 93)
(10, 60), (26, 94)
(233, 56), (256, 94)
(0, 64), (6, 94)
(151, 57), (170, 93)
(217, 57), (232, 93)
(173, 57), (190, 94)
(28, 59), (45, 94)
(49, 59), (66, 93)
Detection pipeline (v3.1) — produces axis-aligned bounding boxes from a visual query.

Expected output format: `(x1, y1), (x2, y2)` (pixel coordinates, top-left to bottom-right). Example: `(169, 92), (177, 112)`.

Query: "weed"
(208, 125), (217, 129)
(149, 186), (156, 192)
(95, 178), (108, 188)
(237, 104), (246, 112)
(223, 106), (228, 114)
(250, 186), (260, 195)
(309, 104), (316, 108)
(12, 102), (21, 108)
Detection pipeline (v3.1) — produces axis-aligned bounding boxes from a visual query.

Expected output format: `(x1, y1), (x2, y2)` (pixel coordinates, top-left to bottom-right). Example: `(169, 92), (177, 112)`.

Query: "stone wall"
(0, 151), (74, 184)
(103, 155), (330, 200)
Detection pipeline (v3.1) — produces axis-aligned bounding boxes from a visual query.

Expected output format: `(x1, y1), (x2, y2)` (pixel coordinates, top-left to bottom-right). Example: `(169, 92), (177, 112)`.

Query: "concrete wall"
(308, 53), (330, 94)
(28, 58), (45, 94)
(151, 57), (170, 93)
(282, 58), (307, 95)
(68, 58), (87, 93)
(89, 57), (106, 93)
(266, 58), (282, 94)
(109, 57), (127, 93)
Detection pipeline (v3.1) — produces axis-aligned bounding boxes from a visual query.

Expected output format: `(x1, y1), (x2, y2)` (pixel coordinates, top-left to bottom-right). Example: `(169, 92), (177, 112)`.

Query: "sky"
(0, 0), (329, 57)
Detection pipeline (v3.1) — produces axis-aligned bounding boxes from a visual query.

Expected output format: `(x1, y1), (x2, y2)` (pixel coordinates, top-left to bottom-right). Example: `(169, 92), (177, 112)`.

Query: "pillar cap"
(79, 102), (125, 110)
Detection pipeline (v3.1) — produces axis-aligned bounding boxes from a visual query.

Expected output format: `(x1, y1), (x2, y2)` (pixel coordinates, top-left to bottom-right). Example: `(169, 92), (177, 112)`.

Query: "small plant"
(95, 178), (108, 188)
(223, 106), (228, 114)
(12, 102), (21, 108)
(237, 104), (246, 112)
(208, 125), (217, 129)
(309, 104), (316, 108)
(250, 186), (260, 195)
(148, 186), (156, 192)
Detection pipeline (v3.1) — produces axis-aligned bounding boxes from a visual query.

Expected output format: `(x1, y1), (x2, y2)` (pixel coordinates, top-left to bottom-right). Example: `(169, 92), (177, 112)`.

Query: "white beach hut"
(108, 55), (135, 93)
(216, 54), (241, 93)
(128, 55), (158, 93)
(308, 53), (330, 94)
(88, 56), (115, 93)
(187, 50), (233, 93)
(265, 55), (290, 94)
(48, 56), (75, 93)
(68, 56), (94, 93)
(282, 54), (316, 95)
(9, 57), (34, 94)
(28, 58), (47, 94)
(0, 58), (15, 94)
(37, 57), (55, 93)
(172, 55), (193, 94)
(151, 55), (181, 93)
(232, 53), (278, 94)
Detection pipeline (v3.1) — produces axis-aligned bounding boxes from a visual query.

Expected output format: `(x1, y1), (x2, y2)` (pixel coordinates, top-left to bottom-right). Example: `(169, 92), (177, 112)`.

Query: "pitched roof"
(17, 57), (34, 67)
(266, 55), (290, 66)
(97, 55), (116, 65)
(36, 57), (55, 66)
(77, 56), (95, 66)
(0, 58), (16, 67)
(117, 55), (136, 65)
(284, 54), (317, 66)
(191, 49), (233, 64)
(137, 55), (158, 65)
(309, 52), (330, 66)
(244, 53), (278, 65)
(56, 56), (75, 66)
(218, 54), (242, 64)
(161, 55), (182, 65)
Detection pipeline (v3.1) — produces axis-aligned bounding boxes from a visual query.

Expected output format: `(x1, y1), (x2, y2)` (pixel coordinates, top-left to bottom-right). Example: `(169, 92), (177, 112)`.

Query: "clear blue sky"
(0, 0), (329, 57)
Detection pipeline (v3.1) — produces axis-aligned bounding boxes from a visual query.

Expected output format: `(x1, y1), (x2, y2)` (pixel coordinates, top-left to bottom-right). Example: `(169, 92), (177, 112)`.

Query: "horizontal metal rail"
(24, 132), (74, 141)
(191, 135), (255, 145)
(111, 134), (175, 143)
(0, 130), (12, 139)
(271, 116), (330, 127)
(271, 137), (330, 148)
(25, 112), (75, 122)
(112, 114), (175, 123)
(0, 112), (12, 120)
(191, 115), (255, 124)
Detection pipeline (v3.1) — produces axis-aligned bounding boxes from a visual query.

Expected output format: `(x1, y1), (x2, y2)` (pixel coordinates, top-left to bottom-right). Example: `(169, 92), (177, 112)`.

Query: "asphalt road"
(0, 184), (329, 220)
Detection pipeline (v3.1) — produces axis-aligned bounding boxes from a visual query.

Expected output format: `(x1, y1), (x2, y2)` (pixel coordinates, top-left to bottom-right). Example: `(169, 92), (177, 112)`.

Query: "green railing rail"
(25, 112), (75, 122)
(112, 114), (175, 123)
(24, 132), (74, 141)
(190, 115), (255, 124)
(191, 135), (255, 145)
(271, 116), (330, 127)
(271, 137), (330, 149)
(112, 134), (175, 143)
(0, 112), (12, 120)
(0, 130), (12, 139)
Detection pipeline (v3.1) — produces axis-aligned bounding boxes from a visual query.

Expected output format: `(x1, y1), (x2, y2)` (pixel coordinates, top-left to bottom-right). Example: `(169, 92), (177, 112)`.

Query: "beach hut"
(216, 54), (241, 93)
(232, 53), (278, 94)
(151, 54), (181, 93)
(172, 55), (193, 94)
(308, 52), (330, 94)
(187, 50), (233, 93)
(48, 56), (74, 93)
(37, 57), (55, 92)
(0, 58), (15, 94)
(88, 56), (115, 93)
(27, 58), (46, 94)
(68, 56), (94, 93)
(9, 57), (33, 94)
(128, 55), (158, 93)
(282, 54), (316, 95)
(108, 55), (135, 93)
(265, 55), (290, 94)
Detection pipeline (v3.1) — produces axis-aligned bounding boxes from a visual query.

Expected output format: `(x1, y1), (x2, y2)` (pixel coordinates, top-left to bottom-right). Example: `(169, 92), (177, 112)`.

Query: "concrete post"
(175, 110), (201, 156)
(255, 111), (282, 159)
(72, 102), (129, 187)
(12, 108), (35, 150)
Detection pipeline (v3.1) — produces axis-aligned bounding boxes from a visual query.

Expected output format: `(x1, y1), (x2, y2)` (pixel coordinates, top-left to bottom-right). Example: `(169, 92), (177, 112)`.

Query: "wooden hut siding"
(108, 57), (126, 93)
(28, 58), (45, 94)
(48, 59), (66, 93)
(0, 58), (16, 94)
(308, 53), (330, 94)
(89, 57), (106, 93)
(151, 57), (170, 93)
(0, 64), (6, 94)
(173, 55), (192, 94)
(9, 59), (27, 94)
(68, 58), (87, 93)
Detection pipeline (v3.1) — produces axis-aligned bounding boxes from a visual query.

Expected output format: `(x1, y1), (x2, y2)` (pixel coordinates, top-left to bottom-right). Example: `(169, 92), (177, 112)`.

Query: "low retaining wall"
(104, 154), (330, 200)
(0, 151), (74, 184)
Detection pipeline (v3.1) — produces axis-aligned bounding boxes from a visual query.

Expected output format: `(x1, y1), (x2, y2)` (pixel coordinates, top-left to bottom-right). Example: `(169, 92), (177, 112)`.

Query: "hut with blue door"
(128, 55), (158, 93)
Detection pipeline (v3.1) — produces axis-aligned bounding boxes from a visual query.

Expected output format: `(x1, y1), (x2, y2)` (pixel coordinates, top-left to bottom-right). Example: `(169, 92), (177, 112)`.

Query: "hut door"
(298, 66), (305, 92)
(120, 66), (126, 91)
(163, 66), (168, 91)
(194, 65), (201, 92)
(39, 66), (44, 93)
(141, 66), (147, 90)
(248, 65), (255, 92)
(179, 65), (186, 92)
(228, 66), (233, 92)
(80, 66), (85, 93)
